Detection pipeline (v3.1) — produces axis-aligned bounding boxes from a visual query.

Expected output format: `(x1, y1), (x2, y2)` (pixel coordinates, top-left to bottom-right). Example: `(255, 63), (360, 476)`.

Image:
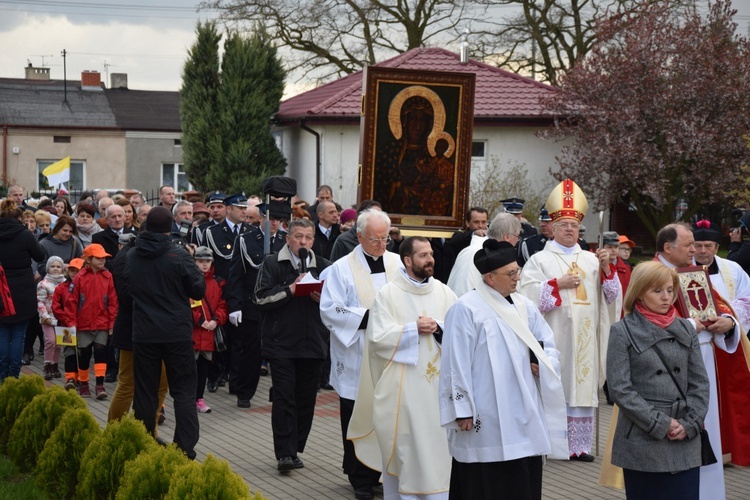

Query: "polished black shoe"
(237, 399), (251, 408)
(292, 457), (304, 469)
(207, 381), (219, 393)
(570, 452), (595, 462)
(320, 383), (334, 391)
(277, 457), (295, 472)
(354, 487), (374, 500)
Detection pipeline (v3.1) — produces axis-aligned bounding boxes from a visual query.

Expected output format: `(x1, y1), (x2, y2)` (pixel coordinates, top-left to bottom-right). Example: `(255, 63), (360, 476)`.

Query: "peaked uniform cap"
(546, 179), (588, 223)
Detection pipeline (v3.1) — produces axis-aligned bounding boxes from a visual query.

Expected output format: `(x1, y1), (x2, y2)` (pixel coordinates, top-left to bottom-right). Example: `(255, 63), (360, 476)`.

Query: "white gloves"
(229, 310), (242, 327)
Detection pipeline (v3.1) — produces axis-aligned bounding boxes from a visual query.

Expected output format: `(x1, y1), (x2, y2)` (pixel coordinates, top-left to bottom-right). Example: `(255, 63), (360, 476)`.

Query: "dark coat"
(111, 239), (135, 350)
(204, 220), (253, 280)
(125, 232), (205, 344)
(607, 310), (709, 473)
(92, 226), (137, 269)
(0, 218), (45, 323)
(312, 223), (341, 261)
(254, 245), (330, 359)
(225, 225), (285, 319)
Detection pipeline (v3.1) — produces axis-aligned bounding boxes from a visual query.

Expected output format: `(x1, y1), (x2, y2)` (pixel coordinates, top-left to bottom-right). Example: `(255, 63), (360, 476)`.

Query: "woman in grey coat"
(607, 261), (709, 500)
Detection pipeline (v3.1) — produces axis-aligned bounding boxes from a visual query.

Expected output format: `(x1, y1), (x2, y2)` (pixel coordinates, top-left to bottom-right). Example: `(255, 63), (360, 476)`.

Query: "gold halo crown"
(546, 179), (588, 223)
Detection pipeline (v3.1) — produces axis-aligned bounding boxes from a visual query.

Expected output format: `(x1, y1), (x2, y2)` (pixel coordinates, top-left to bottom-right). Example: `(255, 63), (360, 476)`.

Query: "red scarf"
(635, 301), (677, 329)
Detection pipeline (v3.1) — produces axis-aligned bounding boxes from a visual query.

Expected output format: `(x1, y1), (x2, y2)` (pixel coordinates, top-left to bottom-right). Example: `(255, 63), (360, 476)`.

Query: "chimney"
(25, 63), (50, 81)
(81, 70), (102, 90)
(111, 73), (128, 89)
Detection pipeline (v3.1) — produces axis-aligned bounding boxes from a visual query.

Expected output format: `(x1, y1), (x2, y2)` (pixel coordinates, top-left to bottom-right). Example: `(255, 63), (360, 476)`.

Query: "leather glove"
(229, 310), (242, 327)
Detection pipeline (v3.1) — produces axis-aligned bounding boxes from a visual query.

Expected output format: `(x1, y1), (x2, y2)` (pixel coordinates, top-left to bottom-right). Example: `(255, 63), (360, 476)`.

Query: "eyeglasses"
(555, 222), (580, 230)
(493, 268), (522, 278)
(367, 235), (392, 245)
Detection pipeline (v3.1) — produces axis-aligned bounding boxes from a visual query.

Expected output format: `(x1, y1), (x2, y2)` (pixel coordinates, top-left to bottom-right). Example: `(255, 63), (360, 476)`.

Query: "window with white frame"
(471, 140), (488, 170)
(37, 159), (85, 191)
(162, 163), (193, 193)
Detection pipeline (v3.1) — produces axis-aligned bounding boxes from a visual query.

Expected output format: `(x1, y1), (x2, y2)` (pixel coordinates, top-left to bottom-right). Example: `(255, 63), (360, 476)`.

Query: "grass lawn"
(0, 456), (44, 500)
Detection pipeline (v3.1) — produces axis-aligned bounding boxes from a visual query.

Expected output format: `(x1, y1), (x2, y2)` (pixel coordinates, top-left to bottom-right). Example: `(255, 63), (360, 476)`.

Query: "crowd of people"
(1, 179), (749, 500)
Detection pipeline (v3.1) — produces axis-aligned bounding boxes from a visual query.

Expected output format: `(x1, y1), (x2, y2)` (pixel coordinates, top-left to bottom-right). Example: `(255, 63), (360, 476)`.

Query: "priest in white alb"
(319, 209), (403, 500)
(348, 236), (457, 499)
(519, 179), (619, 462)
(447, 213), (521, 297)
(440, 239), (568, 499)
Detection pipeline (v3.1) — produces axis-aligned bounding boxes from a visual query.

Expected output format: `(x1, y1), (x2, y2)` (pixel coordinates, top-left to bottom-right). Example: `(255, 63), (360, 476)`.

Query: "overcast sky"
(1, 0), (749, 98)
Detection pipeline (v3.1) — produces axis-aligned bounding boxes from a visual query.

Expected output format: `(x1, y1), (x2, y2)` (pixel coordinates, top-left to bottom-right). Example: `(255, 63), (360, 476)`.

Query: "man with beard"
(348, 236), (457, 499)
(319, 208), (403, 500)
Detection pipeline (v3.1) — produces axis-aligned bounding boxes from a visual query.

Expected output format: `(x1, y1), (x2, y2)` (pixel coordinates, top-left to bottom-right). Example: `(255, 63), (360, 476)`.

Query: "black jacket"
(111, 239), (135, 350)
(124, 232), (205, 343)
(225, 226), (285, 320)
(0, 218), (45, 323)
(312, 223), (341, 261)
(254, 245), (330, 359)
(92, 226), (137, 269)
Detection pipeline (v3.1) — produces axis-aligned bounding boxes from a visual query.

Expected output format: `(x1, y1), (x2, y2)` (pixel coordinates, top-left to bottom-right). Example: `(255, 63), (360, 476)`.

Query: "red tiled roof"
(276, 47), (557, 123)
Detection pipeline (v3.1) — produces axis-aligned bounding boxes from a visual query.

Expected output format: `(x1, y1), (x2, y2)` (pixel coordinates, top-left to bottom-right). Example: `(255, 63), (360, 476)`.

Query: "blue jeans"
(0, 319), (30, 382)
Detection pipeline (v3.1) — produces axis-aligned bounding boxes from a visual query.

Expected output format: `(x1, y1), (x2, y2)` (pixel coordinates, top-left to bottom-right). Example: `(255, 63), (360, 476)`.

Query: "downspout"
(299, 121), (321, 189)
(2, 125), (7, 183)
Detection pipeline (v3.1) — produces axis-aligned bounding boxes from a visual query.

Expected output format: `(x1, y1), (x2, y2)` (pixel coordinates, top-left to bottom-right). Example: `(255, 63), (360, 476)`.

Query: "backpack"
(0, 260), (15, 317)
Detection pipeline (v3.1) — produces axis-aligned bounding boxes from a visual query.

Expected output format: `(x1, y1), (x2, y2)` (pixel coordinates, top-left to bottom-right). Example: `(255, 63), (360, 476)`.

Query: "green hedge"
(116, 444), (189, 499)
(76, 414), (157, 500)
(0, 375), (46, 453)
(34, 407), (101, 500)
(7, 385), (85, 472)
(165, 454), (253, 499)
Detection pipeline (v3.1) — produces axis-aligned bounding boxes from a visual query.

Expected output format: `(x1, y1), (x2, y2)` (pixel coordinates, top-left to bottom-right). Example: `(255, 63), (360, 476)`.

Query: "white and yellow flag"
(42, 156), (71, 187)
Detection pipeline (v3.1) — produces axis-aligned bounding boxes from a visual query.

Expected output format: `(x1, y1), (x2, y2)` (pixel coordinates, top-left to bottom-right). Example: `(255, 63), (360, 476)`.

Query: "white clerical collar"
(400, 268), (430, 287)
(550, 239), (577, 255)
(362, 248), (381, 261)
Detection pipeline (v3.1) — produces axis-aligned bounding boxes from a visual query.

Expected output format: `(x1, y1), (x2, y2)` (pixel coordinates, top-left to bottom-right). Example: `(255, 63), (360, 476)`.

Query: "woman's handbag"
(651, 342), (717, 466)
(0, 260), (16, 317)
(201, 300), (228, 352)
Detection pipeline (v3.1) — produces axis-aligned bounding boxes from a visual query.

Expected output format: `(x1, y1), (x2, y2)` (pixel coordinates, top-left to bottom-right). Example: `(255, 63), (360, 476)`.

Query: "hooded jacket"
(0, 218), (45, 323)
(125, 231), (205, 343)
(65, 266), (118, 331)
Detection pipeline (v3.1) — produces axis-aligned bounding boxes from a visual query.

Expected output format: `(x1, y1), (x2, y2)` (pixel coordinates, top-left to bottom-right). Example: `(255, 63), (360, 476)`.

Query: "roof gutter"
(299, 121), (321, 189)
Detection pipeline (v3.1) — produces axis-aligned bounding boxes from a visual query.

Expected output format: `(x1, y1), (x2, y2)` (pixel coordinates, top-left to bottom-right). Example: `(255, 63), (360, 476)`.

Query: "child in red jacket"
(53, 258), (83, 389)
(65, 244), (117, 399)
(192, 246), (228, 413)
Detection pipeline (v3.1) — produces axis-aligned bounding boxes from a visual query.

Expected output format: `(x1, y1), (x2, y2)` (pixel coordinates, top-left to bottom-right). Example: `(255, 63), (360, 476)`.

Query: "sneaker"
(78, 383), (91, 398)
(196, 399), (212, 413)
(95, 384), (108, 400)
(64, 378), (77, 391)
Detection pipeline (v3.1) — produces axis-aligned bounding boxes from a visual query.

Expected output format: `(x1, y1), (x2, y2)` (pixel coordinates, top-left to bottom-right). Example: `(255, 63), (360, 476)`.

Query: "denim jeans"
(0, 319), (30, 382)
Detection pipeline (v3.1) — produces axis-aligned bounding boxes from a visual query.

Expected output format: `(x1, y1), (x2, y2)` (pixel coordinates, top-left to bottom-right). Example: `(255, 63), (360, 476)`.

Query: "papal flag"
(42, 156), (71, 187)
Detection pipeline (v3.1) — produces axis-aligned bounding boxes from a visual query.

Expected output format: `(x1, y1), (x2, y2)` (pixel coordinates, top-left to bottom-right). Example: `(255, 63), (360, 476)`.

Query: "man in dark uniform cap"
(501, 197), (538, 239)
(224, 208), (285, 408)
(203, 192), (253, 392)
(191, 191), (227, 246)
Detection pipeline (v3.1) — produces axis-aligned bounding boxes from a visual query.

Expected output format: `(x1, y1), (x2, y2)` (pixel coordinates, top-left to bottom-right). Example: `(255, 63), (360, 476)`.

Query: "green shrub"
(34, 407), (101, 500)
(0, 374), (46, 452)
(165, 454), (253, 499)
(76, 414), (157, 500)
(116, 444), (190, 499)
(7, 385), (85, 472)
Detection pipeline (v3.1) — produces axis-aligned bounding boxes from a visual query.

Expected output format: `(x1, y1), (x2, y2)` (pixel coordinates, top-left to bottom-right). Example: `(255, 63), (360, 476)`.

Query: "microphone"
(298, 247), (308, 274)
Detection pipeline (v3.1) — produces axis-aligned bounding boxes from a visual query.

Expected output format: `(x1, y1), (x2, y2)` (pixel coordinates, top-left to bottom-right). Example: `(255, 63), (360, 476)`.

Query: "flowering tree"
(542, 0), (750, 236)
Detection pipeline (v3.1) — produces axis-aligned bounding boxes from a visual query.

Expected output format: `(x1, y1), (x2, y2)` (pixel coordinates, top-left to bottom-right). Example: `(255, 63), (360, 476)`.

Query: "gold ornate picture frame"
(675, 266), (719, 325)
(358, 67), (476, 237)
